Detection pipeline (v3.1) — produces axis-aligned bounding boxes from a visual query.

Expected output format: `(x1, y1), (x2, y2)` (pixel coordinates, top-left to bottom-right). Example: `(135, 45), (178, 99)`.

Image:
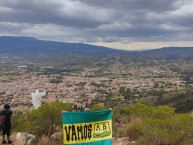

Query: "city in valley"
(0, 54), (192, 111)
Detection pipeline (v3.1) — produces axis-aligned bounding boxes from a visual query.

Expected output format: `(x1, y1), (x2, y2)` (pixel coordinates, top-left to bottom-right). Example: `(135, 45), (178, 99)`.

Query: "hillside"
(11, 102), (193, 145)
(0, 36), (127, 56)
(0, 36), (193, 59)
(140, 47), (193, 59)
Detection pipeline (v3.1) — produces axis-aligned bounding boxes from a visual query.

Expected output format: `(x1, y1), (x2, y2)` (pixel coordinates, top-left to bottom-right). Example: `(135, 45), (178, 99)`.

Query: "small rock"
(50, 132), (63, 140)
(13, 132), (35, 145)
(132, 141), (136, 144)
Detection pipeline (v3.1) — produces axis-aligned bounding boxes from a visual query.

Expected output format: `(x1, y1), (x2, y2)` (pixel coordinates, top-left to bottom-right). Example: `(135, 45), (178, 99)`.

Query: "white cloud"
(97, 22), (132, 31)
(0, 6), (13, 13)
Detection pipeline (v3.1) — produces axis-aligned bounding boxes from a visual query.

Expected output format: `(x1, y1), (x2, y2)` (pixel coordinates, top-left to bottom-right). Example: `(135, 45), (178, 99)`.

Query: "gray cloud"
(82, 0), (179, 12)
(0, 0), (193, 44)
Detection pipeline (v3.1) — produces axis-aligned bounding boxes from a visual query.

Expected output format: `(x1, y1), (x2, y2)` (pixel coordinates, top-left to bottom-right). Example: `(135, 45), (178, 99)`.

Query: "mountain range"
(0, 36), (193, 59)
(0, 36), (126, 56)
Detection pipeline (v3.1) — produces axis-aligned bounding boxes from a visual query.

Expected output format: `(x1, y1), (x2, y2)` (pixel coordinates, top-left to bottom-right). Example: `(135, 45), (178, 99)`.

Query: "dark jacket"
(0, 109), (12, 125)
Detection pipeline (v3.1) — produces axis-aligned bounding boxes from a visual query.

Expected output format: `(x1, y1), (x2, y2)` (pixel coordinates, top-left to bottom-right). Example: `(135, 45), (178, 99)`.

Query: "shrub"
(91, 104), (105, 110)
(123, 104), (193, 145)
(12, 101), (73, 137)
(135, 115), (193, 145)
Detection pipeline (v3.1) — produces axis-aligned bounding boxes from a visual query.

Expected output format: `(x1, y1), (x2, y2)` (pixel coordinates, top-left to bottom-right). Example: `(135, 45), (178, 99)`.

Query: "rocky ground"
(0, 132), (135, 145)
(0, 132), (35, 145)
(113, 137), (135, 145)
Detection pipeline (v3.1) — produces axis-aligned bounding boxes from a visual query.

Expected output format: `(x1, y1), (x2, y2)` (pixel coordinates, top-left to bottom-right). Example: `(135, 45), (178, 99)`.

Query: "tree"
(118, 86), (132, 100)
(13, 101), (73, 137)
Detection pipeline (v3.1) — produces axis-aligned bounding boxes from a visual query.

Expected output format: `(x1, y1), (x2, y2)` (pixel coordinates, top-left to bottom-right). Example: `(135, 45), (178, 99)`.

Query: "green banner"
(62, 110), (112, 145)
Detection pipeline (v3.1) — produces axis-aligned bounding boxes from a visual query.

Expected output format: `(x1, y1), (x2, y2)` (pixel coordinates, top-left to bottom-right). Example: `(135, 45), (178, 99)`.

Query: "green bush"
(135, 115), (193, 145)
(91, 104), (105, 110)
(12, 101), (73, 137)
(12, 112), (32, 132)
(121, 104), (193, 145)
(121, 103), (175, 120)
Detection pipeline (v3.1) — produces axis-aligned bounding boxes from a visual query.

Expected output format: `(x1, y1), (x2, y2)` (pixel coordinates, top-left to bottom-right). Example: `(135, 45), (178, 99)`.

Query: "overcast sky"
(0, 0), (193, 50)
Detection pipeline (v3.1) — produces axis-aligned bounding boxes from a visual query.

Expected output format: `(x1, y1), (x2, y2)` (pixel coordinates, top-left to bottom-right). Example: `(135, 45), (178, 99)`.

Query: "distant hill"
(0, 36), (127, 56)
(0, 36), (193, 59)
(139, 47), (193, 59)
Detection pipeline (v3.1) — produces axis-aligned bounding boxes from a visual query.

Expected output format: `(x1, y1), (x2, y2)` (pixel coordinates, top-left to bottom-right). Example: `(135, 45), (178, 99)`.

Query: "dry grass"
(37, 136), (63, 145)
